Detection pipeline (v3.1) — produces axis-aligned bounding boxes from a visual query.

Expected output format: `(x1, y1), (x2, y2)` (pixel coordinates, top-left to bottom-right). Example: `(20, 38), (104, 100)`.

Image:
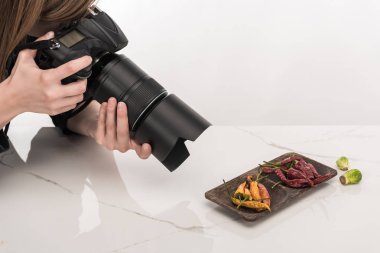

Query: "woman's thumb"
(18, 31), (56, 60)
(36, 31), (55, 42)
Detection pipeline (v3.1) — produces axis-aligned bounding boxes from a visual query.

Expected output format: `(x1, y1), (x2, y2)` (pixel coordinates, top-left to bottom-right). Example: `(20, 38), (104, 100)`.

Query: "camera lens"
(88, 53), (211, 171)
(89, 53), (167, 131)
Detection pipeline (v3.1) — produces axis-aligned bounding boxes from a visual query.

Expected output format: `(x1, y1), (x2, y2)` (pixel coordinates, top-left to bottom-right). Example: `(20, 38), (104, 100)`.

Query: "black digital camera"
(35, 7), (210, 171)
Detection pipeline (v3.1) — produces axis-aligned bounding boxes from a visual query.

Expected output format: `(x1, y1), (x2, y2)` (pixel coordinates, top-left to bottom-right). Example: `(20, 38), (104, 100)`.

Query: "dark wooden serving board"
(204, 152), (338, 221)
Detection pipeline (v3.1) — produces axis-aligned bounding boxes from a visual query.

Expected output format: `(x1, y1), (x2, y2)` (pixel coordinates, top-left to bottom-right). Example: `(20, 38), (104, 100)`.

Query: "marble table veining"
(0, 126), (378, 253)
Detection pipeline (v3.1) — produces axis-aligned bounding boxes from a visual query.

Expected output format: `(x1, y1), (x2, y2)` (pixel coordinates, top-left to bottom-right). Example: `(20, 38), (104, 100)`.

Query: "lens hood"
(133, 94), (211, 171)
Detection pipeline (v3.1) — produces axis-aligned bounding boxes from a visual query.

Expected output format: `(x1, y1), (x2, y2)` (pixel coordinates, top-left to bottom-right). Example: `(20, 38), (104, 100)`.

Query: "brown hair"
(0, 0), (94, 80)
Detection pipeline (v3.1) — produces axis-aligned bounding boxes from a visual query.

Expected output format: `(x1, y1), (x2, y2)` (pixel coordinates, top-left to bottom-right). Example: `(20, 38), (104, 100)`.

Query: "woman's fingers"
(132, 141), (152, 159)
(58, 79), (87, 98)
(116, 102), (129, 152)
(95, 98), (151, 158)
(23, 31), (56, 60)
(55, 93), (84, 109)
(12, 31), (56, 72)
(140, 143), (152, 159)
(105, 97), (117, 149)
(49, 55), (92, 81)
(96, 102), (107, 145)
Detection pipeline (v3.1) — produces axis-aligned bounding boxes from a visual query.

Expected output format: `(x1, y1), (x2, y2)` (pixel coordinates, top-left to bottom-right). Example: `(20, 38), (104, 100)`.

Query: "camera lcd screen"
(59, 30), (85, 48)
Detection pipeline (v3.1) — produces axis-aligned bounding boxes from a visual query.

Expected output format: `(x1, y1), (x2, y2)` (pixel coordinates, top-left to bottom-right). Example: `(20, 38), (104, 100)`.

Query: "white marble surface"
(0, 125), (379, 253)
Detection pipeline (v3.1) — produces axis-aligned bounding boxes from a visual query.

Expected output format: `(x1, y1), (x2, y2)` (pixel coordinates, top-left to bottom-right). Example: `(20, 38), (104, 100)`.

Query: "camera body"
(36, 7), (127, 83)
(35, 7), (211, 171)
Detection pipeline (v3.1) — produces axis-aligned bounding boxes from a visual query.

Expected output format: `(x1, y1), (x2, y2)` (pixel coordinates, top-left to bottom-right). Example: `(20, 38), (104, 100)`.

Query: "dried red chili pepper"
(261, 167), (276, 174)
(312, 173), (334, 184)
(261, 156), (332, 188)
(295, 160), (314, 179)
(274, 169), (288, 182)
(287, 168), (306, 179)
(258, 183), (271, 206)
(286, 180), (309, 188)
(307, 163), (321, 178)
(274, 169), (309, 187)
(280, 155), (302, 165)
(287, 168), (315, 186)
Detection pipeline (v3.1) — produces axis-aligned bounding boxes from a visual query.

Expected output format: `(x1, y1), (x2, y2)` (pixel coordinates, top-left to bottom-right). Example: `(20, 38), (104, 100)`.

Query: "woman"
(0, 0), (152, 159)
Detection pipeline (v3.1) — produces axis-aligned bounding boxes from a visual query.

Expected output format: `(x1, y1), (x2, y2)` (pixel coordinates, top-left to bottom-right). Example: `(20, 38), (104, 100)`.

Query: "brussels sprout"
(340, 169), (362, 185)
(336, 156), (349, 171)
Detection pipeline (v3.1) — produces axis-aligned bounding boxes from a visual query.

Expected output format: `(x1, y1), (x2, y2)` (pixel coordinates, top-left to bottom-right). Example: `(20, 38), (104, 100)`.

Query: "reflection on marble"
(0, 126), (379, 253)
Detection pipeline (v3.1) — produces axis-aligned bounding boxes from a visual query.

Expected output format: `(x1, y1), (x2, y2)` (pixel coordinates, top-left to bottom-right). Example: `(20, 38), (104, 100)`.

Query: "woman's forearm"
(66, 100), (100, 138)
(0, 79), (23, 129)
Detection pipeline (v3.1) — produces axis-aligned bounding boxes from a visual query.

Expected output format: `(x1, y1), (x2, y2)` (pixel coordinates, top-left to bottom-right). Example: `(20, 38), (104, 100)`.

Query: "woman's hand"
(95, 97), (151, 159)
(5, 31), (92, 115)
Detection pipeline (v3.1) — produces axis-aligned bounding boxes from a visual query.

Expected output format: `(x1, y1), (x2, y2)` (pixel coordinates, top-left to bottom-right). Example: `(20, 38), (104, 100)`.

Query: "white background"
(13, 0), (380, 126)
